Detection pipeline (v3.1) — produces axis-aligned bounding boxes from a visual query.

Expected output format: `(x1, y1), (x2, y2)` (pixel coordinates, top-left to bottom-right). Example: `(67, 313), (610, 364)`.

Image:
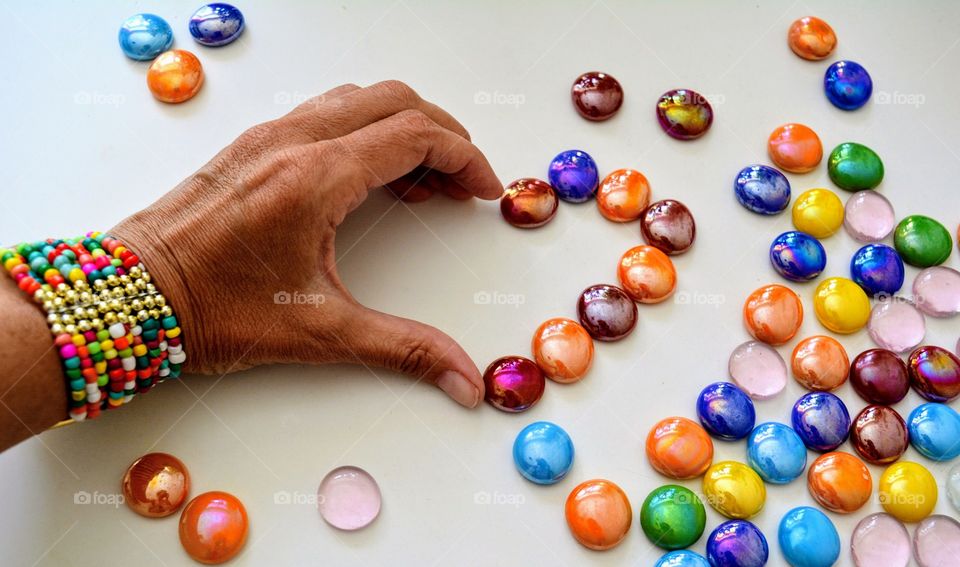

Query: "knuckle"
(395, 109), (433, 132)
(238, 122), (277, 146)
(377, 80), (420, 107)
(394, 338), (436, 376)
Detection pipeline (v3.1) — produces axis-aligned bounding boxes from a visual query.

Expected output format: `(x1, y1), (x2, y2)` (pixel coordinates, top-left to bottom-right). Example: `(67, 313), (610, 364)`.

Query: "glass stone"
(868, 299), (925, 353)
(851, 513), (911, 567)
(118, 13), (174, 61)
(571, 71), (623, 121)
(913, 266), (960, 317)
(596, 168), (650, 222)
(767, 123), (823, 173)
(656, 88), (713, 140)
(894, 215), (953, 268)
(728, 341), (787, 399)
(482, 356), (545, 412)
(617, 245), (677, 303)
(317, 466), (381, 531)
(947, 463), (960, 512)
(742, 284), (803, 346)
(655, 550), (711, 567)
(702, 461), (766, 519)
(639, 485), (706, 550)
(907, 403), (960, 461)
(122, 452), (190, 518)
(147, 49), (204, 104)
(791, 335), (849, 391)
(531, 317), (594, 383)
(179, 491), (248, 564)
(646, 417), (714, 480)
(850, 243), (905, 297)
(547, 149), (599, 203)
(851, 405), (909, 465)
(879, 461), (938, 523)
(189, 3), (245, 47)
(769, 231), (827, 282)
(500, 178), (558, 228)
(778, 506), (840, 567)
(706, 520), (769, 567)
(791, 392), (850, 452)
(824, 60), (873, 110)
(787, 17), (837, 60)
(733, 164), (791, 215)
(908, 345), (960, 402)
(849, 348), (910, 405)
(576, 284), (638, 341)
(844, 190), (895, 242)
(746, 422), (807, 484)
(807, 451), (872, 513)
(512, 421), (574, 485)
(641, 199), (696, 255)
(565, 479), (632, 550)
(696, 381), (756, 441)
(914, 515), (960, 567)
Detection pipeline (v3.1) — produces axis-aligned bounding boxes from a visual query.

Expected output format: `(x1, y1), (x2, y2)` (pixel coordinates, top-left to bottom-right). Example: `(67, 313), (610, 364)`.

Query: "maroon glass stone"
(500, 178), (558, 228)
(482, 356), (545, 412)
(641, 199), (696, 255)
(571, 72), (623, 121)
(908, 345), (960, 402)
(850, 405), (908, 465)
(576, 284), (638, 342)
(849, 349), (910, 405)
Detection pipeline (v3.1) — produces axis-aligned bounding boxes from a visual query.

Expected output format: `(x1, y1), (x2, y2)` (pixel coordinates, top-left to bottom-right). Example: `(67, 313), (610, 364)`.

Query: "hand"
(111, 81), (502, 408)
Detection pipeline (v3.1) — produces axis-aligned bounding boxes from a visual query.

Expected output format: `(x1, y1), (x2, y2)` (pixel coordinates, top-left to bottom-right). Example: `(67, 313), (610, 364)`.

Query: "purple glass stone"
(908, 345), (960, 402)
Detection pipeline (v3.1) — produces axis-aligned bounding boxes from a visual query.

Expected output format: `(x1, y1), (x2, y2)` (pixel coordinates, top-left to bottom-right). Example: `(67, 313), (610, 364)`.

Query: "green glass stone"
(639, 484), (706, 550)
(827, 142), (884, 191)
(894, 215), (952, 267)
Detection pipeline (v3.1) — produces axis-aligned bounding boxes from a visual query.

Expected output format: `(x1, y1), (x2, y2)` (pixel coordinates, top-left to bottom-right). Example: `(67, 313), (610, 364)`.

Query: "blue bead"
(512, 421), (574, 484)
(778, 506), (840, 567)
(850, 243), (905, 297)
(824, 60), (873, 110)
(654, 550), (711, 567)
(734, 165), (791, 215)
(706, 520), (769, 567)
(189, 3), (246, 47)
(747, 422), (807, 484)
(791, 392), (850, 452)
(696, 382), (756, 440)
(907, 403), (960, 461)
(770, 231), (827, 282)
(547, 150), (598, 203)
(118, 13), (174, 61)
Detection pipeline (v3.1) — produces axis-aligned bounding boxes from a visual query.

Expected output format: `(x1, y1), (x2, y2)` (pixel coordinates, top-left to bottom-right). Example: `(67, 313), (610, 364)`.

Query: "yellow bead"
(104, 349), (118, 360)
(113, 246), (127, 259)
(68, 268), (85, 283)
(879, 462), (937, 523)
(702, 461), (766, 519)
(72, 335), (86, 347)
(71, 391), (86, 401)
(166, 327), (181, 339)
(95, 361), (107, 373)
(813, 277), (870, 333)
(792, 188), (844, 238)
(3, 256), (22, 271)
(133, 344), (148, 357)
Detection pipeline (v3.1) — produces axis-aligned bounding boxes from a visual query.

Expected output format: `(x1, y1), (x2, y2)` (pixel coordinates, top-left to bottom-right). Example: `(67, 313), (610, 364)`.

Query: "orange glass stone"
(808, 452), (872, 513)
(596, 169), (651, 222)
(565, 479), (632, 550)
(617, 245), (677, 304)
(791, 335), (849, 391)
(532, 317), (594, 383)
(646, 417), (714, 479)
(788, 16), (837, 61)
(179, 491), (249, 564)
(147, 49), (204, 104)
(122, 452), (190, 518)
(768, 123), (823, 173)
(743, 284), (804, 346)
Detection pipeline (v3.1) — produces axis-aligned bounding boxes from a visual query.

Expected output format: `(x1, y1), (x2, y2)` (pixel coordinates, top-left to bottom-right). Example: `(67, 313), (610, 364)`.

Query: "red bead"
(82, 368), (98, 382)
(571, 71), (624, 121)
(17, 276), (36, 291)
(109, 369), (125, 380)
(54, 334), (73, 347)
(47, 274), (65, 286)
(123, 255), (139, 269)
(115, 337), (130, 350)
(10, 263), (29, 277)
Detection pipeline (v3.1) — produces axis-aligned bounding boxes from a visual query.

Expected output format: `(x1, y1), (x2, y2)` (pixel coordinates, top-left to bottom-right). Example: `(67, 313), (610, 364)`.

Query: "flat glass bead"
(907, 403), (960, 461)
(879, 461), (938, 523)
(596, 169), (650, 222)
(189, 3), (245, 47)
(824, 60), (872, 110)
(702, 461), (765, 519)
(747, 422), (806, 484)
(576, 284), (637, 341)
(656, 89), (713, 140)
(512, 421), (574, 485)
(948, 463), (960, 512)
(791, 335), (849, 391)
(500, 178), (558, 228)
(844, 190), (895, 241)
(767, 123), (822, 173)
(742, 284), (803, 345)
(778, 506), (840, 567)
(640, 485), (706, 550)
(868, 300), (925, 353)
(122, 452), (190, 517)
(696, 382), (756, 441)
(807, 451), (872, 513)
(792, 188), (844, 238)
(641, 199), (696, 255)
(179, 491), (248, 564)
(894, 215), (952, 267)
(908, 345), (960, 402)
(531, 317), (593, 383)
(769, 231), (826, 282)
(617, 245), (677, 303)
(851, 243), (905, 297)
(646, 417), (714, 480)
(118, 13), (173, 60)
(655, 550), (710, 567)
(792, 391), (850, 452)
(706, 520), (768, 567)
(850, 348), (910, 404)
(813, 276), (870, 334)
(913, 266), (960, 317)
(828, 142), (884, 191)
(317, 465), (381, 530)
(547, 149), (599, 203)
(733, 164), (791, 215)
(482, 356), (545, 412)
(564, 479), (632, 550)
(147, 50), (204, 104)
(571, 71), (623, 121)
(914, 515), (960, 567)
(851, 405), (908, 465)
(728, 341), (787, 399)
(851, 513), (911, 567)
(787, 16), (837, 60)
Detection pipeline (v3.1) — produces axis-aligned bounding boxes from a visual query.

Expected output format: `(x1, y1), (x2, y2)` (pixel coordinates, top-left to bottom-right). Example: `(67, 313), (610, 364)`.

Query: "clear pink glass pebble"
(914, 515), (960, 567)
(867, 300), (925, 353)
(317, 465), (382, 531)
(913, 266), (960, 317)
(728, 340), (787, 399)
(844, 191), (895, 242)
(851, 513), (911, 567)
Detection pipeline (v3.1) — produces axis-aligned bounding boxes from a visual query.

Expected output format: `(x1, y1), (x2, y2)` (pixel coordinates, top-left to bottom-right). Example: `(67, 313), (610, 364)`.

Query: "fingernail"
(437, 370), (480, 408)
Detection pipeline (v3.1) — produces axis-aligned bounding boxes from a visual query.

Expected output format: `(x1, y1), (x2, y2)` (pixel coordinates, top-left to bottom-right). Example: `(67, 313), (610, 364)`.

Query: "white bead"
(130, 325), (142, 336)
(85, 383), (99, 395)
(109, 322), (125, 339)
(169, 351), (186, 364)
(124, 380), (135, 390)
(87, 391), (101, 403)
(124, 395), (134, 403)
(121, 357), (136, 371)
(168, 344), (183, 355)
(159, 340), (168, 351)
(69, 410), (86, 421)
(159, 368), (170, 377)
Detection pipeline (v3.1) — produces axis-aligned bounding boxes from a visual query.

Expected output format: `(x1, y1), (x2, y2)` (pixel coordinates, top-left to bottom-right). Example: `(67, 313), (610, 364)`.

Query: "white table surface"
(2, 1), (959, 565)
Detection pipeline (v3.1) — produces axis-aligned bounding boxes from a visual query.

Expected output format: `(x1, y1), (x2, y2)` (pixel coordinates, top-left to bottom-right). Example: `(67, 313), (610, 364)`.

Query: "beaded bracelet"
(0, 232), (185, 422)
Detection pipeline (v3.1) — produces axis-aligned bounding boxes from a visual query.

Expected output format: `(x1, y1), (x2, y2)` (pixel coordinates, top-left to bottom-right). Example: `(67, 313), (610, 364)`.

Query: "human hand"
(111, 81), (502, 408)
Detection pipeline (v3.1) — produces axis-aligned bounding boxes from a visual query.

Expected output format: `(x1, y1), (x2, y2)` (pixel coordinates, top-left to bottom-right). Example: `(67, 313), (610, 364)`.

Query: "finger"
(289, 83), (360, 116)
(384, 174), (434, 202)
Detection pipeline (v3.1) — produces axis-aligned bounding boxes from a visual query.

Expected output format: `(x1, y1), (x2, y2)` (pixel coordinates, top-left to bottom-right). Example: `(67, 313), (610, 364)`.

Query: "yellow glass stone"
(793, 188), (844, 238)
(702, 460), (766, 519)
(813, 277), (870, 334)
(879, 461), (938, 523)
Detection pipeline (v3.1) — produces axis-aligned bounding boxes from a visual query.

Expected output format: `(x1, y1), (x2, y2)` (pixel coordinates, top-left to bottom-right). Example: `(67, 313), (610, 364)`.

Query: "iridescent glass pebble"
(792, 392), (850, 452)
(908, 345), (960, 402)
(482, 356), (545, 412)
(851, 405), (908, 465)
(851, 243), (905, 297)
(122, 452), (190, 517)
(571, 71), (623, 121)
(729, 341), (787, 399)
(617, 245), (677, 304)
(879, 461), (938, 523)
(655, 550), (711, 567)
(907, 403), (960, 461)
(793, 188), (844, 238)
(179, 491), (248, 564)
(706, 520), (768, 567)
(742, 284), (804, 345)
(824, 61), (873, 110)
(769, 231), (826, 282)
(734, 165), (791, 215)
(189, 3), (245, 47)
(513, 421), (575, 484)
(641, 199), (696, 255)
(118, 13), (174, 60)
(867, 300), (925, 353)
(702, 461), (766, 519)
(565, 479), (632, 550)
(787, 16), (837, 60)
(813, 276), (871, 334)
(851, 513), (911, 567)
(577, 284), (638, 341)
(500, 178), (558, 228)
(656, 89), (713, 140)
(791, 335), (849, 391)
(548, 150), (599, 203)
(747, 422), (807, 484)
(767, 123), (823, 173)
(696, 382), (756, 441)
(828, 142), (884, 191)
(894, 215), (952, 267)
(646, 417), (714, 480)
(845, 190), (895, 241)
(914, 515), (960, 567)
(147, 49), (204, 104)
(948, 464), (960, 511)
(913, 266), (960, 317)
(807, 451), (872, 513)
(850, 348), (911, 405)
(596, 169), (650, 222)
(778, 506), (840, 567)
(532, 317), (594, 383)
(639, 485), (706, 550)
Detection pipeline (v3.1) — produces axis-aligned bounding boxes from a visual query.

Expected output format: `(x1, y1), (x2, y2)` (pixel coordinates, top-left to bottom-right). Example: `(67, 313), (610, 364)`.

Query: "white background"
(1, 1), (959, 565)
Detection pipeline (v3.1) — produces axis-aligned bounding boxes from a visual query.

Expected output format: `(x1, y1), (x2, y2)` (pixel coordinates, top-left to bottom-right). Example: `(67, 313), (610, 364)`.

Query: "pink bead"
(844, 190), (895, 242)
(60, 344), (78, 358)
(867, 300), (925, 353)
(82, 264), (96, 275)
(913, 266), (960, 317)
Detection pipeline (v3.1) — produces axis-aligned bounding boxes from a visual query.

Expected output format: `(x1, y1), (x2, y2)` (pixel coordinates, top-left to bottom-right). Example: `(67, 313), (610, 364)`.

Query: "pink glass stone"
(913, 266), (960, 317)
(914, 515), (960, 567)
(851, 513), (911, 567)
(728, 341), (787, 399)
(317, 466), (381, 531)
(844, 190), (895, 242)
(867, 300), (925, 353)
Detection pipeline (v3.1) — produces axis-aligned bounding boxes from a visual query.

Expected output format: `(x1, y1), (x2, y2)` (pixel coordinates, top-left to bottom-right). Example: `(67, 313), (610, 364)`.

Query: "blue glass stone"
(907, 403), (960, 461)
(512, 421), (574, 484)
(778, 506), (840, 567)
(547, 150), (598, 203)
(655, 550), (711, 567)
(706, 520), (769, 567)
(824, 60), (873, 110)
(770, 231), (827, 282)
(734, 165), (791, 215)
(118, 13), (174, 61)
(189, 3), (245, 47)
(747, 422), (807, 484)
(696, 382), (756, 440)
(791, 392), (850, 452)
(850, 243), (905, 297)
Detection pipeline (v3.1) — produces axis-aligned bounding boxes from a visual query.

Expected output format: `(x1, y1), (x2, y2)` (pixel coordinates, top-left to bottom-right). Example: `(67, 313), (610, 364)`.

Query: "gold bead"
(51, 323), (64, 335)
(145, 283), (157, 294)
(118, 312), (130, 324)
(131, 299), (144, 311)
(46, 313), (59, 325)
(52, 297), (65, 309)
(42, 300), (54, 312)
(160, 305), (173, 317)
(142, 272), (152, 284)
(129, 266), (142, 278)
(56, 283), (70, 294)
(74, 280), (88, 291)
(78, 291), (93, 306)
(77, 320), (91, 332)
(155, 295), (167, 308)
(91, 318), (104, 331)
(106, 275), (119, 287)
(123, 283), (136, 297)
(137, 310), (150, 322)
(62, 315), (75, 326)
(119, 275), (131, 286)
(64, 324), (77, 335)
(148, 309), (160, 319)
(103, 312), (118, 325)
(93, 279), (108, 292)
(72, 307), (85, 319)
(110, 288), (124, 300)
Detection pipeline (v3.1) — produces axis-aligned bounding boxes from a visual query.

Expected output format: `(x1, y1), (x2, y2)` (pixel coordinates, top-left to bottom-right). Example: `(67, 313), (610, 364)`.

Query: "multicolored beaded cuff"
(1, 232), (185, 422)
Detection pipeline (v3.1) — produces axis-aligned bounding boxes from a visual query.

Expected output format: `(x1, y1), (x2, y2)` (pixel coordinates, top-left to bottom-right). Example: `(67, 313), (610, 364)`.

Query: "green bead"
(162, 316), (178, 330)
(69, 398), (86, 408)
(63, 356), (80, 370)
(827, 142), (884, 191)
(69, 378), (85, 390)
(639, 485), (706, 550)
(97, 375), (109, 387)
(894, 215), (952, 267)
(142, 319), (159, 330)
(97, 330), (110, 342)
(118, 348), (133, 358)
(65, 368), (82, 379)
(87, 342), (101, 355)
(0, 250), (13, 263)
